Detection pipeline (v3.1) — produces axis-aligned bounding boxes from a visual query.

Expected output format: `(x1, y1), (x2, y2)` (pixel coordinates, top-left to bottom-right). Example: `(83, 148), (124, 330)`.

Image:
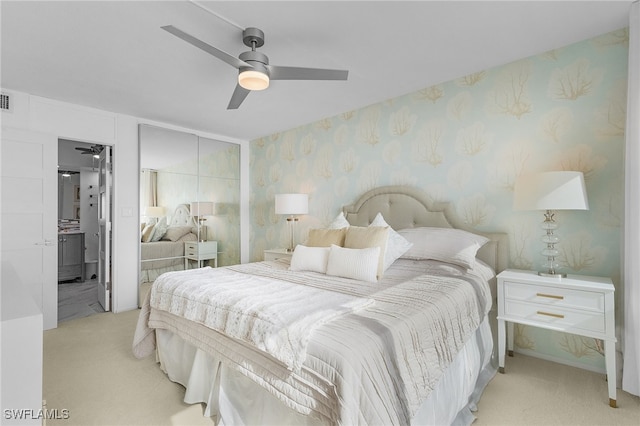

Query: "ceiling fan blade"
(227, 84), (251, 110)
(267, 65), (348, 81)
(161, 25), (250, 70)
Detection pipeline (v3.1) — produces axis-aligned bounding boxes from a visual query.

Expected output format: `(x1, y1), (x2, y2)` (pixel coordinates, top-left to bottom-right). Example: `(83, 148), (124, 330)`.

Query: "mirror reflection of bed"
(138, 124), (241, 306)
(140, 203), (198, 278)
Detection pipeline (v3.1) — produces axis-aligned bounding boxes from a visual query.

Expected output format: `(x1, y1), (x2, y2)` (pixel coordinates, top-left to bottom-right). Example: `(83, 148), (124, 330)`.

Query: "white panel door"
(97, 145), (112, 311)
(1, 127), (57, 329)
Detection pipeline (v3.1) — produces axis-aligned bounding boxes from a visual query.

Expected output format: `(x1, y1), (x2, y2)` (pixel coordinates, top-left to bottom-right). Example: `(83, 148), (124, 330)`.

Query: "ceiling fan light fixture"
(238, 69), (269, 91)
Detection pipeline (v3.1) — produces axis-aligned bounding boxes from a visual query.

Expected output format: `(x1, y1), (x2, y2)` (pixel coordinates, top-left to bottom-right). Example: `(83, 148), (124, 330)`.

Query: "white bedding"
(150, 266), (374, 370)
(134, 258), (494, 425)
(155, 317), (495, 426)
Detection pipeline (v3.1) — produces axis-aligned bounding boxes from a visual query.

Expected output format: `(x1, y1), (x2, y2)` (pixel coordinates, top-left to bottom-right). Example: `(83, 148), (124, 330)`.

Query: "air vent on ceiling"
(0, 92), (13, 112)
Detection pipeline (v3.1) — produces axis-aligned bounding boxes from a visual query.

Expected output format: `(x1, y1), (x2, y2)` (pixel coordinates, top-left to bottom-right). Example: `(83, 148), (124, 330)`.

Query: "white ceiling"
(1, 1), (632, 142)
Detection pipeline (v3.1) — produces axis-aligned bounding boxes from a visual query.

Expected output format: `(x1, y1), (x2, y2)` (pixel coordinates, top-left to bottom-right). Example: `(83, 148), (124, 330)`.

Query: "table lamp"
(190, 201), (215, 242)
(275, 193), (309, 252)
(514, 171), (589, 277)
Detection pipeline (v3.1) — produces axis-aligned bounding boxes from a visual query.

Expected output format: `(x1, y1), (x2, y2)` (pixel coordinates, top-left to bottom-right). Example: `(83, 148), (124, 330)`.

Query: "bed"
(140, 204), (198, 283)
(133, 186), (508, 425)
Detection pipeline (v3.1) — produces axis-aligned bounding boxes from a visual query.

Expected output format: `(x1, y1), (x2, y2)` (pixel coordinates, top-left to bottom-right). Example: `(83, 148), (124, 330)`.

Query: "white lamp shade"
(190, 201), (215, 216)
(514, 171), (589, 211)
(145, 206), (166, 217)
(275, 193), (309, 215)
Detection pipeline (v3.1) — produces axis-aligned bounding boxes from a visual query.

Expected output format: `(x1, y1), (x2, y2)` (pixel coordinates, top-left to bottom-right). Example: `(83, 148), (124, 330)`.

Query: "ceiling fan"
(75, 144), (103, 156)
(161, 25), (349, 110)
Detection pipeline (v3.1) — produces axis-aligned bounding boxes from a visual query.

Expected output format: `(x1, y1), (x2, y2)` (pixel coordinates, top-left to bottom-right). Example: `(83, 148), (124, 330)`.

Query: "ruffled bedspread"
(133, 259), (492, 425)
(147, 266), (373, 370)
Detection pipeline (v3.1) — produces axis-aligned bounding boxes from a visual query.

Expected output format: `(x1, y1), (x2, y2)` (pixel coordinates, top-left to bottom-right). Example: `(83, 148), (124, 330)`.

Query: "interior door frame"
(97, 145), (112, 311)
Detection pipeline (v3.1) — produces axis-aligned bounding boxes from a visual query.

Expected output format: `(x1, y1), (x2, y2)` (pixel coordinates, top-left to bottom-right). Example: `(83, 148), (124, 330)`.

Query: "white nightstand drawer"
(504, 299), (605, 333)
(184, 241), (218, 269)
(185, 241), (217, 257)
(503, 281), (604, 313)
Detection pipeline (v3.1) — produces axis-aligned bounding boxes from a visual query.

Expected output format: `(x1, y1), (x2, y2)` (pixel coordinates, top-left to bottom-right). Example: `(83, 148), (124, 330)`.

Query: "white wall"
(1, 89), (249, 313)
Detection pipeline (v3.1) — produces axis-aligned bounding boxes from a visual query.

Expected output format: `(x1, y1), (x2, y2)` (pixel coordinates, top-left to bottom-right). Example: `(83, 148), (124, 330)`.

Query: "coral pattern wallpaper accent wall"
(250, 29), (629, 371)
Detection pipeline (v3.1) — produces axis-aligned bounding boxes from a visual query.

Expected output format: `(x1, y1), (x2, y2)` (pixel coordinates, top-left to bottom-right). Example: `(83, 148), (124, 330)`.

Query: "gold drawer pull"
(537, 311), (565, 319)
(537, 293), (564, 300)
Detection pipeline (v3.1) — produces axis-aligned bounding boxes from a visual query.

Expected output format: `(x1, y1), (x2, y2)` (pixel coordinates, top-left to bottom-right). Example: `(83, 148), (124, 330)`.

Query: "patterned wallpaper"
(249, 29), (629, 371)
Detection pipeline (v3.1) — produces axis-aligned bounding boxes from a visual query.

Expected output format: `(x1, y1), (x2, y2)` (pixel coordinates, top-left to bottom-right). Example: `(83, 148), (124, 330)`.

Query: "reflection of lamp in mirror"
(190, 201), (215, 242)
(514, 171), (589, 277)
(275, 193), (309, 252)
(144, 206), (165, 225)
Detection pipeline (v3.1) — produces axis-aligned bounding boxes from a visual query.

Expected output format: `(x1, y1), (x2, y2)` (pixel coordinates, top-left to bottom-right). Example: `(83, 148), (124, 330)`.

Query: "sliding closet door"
(198, 137), (240, 266)
(138, 125), (198, 295)
(138, 125), (241, 299)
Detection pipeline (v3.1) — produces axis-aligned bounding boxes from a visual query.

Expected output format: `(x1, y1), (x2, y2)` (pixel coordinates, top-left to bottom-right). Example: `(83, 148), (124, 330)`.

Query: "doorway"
(57, 139), (112, 322)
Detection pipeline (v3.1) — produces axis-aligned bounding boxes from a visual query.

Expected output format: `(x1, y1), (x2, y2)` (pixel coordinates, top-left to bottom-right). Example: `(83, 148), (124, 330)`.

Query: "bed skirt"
(139, 263), (184, 284)
(155, 317), (496, 425)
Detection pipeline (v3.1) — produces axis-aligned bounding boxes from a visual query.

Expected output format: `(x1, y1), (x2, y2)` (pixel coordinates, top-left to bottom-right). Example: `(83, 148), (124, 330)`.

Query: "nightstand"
(263, 248), (293, 262)
(497, 269), (616, 407)
(184, 241), (218, 269)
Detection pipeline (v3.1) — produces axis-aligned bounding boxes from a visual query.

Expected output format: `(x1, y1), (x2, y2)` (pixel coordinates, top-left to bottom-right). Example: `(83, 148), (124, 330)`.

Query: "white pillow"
(398, 227), (489, 269)
(343, 226), (389, 279)
(370, 213), (413, 270)
(289, 245), (330, 273)
(326, 244), (380, 283)
(328, 211), (350, 229)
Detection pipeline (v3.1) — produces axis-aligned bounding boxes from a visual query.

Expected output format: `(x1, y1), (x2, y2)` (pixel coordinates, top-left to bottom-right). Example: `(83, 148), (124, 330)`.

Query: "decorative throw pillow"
(161, 226), (193, 242)
(141, 224), (154, 243)
(149, 217), (169, 242)
(398, 227), (489, 269)
(306, 228), (347, 247)
(370, 213), (413, 270)
(344, 226), (389, 279)
(326, 244), (380, 283)
(289, 245), (330, 273)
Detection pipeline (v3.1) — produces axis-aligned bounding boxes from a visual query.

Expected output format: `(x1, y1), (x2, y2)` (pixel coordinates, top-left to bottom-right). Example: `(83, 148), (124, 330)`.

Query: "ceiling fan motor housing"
(239, 51), (270, 75)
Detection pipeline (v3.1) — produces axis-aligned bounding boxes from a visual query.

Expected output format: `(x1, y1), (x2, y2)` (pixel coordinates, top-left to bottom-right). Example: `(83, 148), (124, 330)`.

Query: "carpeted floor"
(43, 309), (640, 426)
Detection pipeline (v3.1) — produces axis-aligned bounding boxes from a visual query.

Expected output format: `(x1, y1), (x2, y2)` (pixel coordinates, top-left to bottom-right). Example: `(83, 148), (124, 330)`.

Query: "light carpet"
(43, 309), (640, 426)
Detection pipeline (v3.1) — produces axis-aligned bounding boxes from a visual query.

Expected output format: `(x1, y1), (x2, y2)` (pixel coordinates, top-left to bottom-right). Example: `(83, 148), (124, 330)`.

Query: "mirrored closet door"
(139, 125), (240, 293)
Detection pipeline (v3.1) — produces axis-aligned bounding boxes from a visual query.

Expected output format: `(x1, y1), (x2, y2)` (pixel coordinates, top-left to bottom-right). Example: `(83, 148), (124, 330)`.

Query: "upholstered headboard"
(169, 204), (197, 228)
(342, 186), (508, 275)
